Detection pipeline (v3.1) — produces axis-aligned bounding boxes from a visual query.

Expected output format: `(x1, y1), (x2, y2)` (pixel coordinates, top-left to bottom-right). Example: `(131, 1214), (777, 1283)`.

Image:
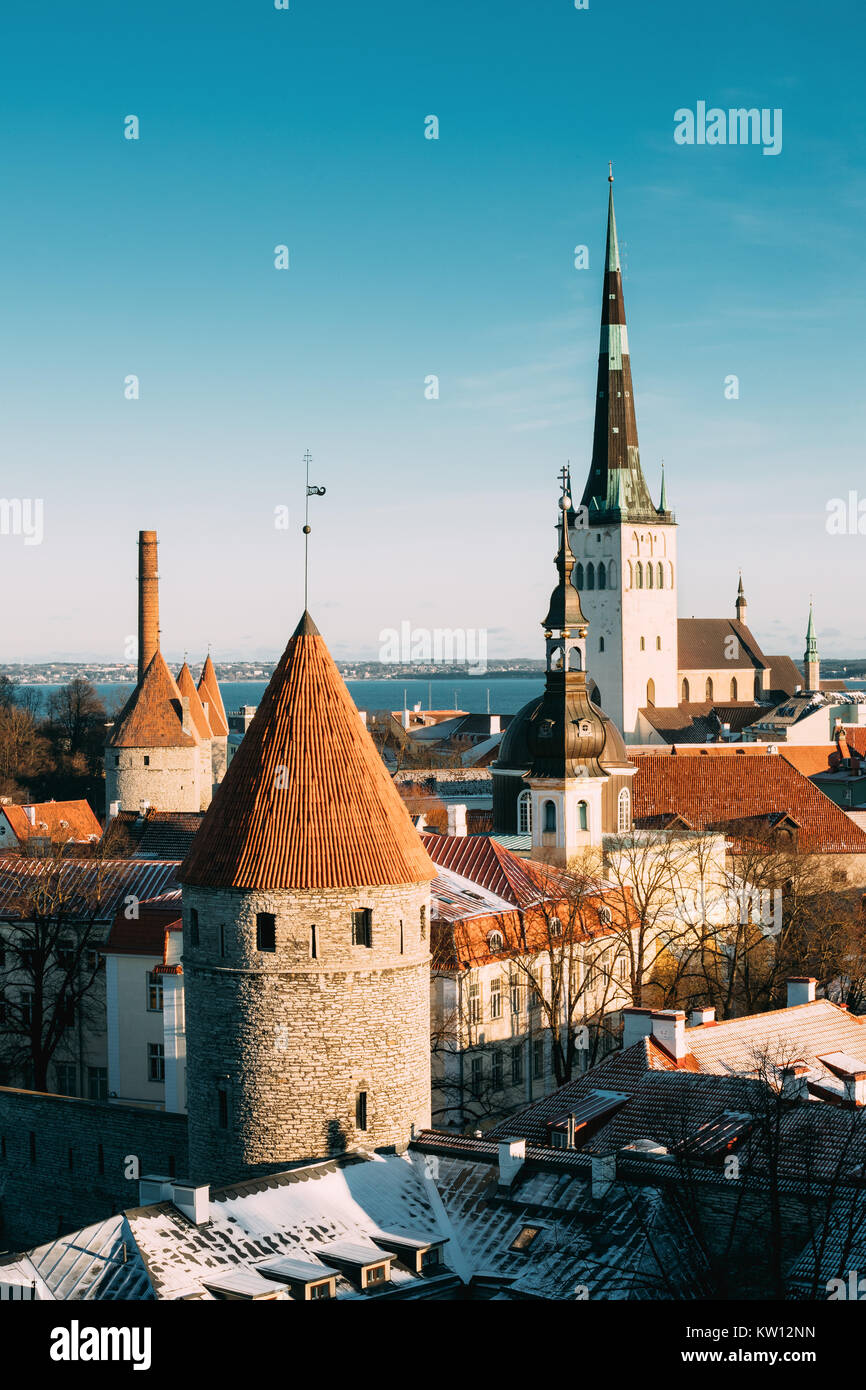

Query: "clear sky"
(1, 0), (864, 664)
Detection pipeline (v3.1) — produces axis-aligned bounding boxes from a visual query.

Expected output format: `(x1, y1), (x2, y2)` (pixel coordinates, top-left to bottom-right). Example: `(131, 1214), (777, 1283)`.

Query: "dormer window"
(487, 930), (504, 954)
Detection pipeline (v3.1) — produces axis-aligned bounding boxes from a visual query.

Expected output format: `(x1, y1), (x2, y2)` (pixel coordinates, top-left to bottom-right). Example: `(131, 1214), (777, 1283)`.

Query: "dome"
(495, 688), (630, 775)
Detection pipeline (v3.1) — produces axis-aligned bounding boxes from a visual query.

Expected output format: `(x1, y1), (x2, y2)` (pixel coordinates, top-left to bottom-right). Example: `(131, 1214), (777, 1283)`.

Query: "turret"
(804, 602), (820, 693)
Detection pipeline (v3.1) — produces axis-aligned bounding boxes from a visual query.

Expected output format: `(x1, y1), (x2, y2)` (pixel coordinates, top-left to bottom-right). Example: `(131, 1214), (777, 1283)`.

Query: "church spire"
(735, 572), (747, 624)
(659, 460), (668, 512)
(579, 172), (658, 523)
(805, 600), (820, 693)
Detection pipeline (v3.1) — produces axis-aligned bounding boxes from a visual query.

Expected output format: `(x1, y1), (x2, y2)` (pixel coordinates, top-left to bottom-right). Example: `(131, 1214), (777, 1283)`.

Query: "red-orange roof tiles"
(1, 800), (101, 844)
(180, 612), (435, 890)
(176, 662), (213, 741)
(198, 654), (229, 738)
(108, 651), (197, 749)
(631, 752), (866, 854)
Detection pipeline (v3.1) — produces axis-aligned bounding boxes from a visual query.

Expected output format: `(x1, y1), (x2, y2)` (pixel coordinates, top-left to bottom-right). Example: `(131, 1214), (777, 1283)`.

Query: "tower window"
(646, 679), (656, 706)
(143, 756), (150, 766)
(420, 906), (426, 940)
(543, 800), (557, 833)
(682, 678), (690, 703)
(399, 920), (404, 955)
(576, 562), (584, 589)
(352, 908), (372, 948)
(217, 1085), (229, 1130)
(635, 562), (643, 589)
(617, 788), (631, 833)
(578, 801), (589, 831)
(705, 678), (714, 701)
(598, 564), (606, 590)
(640, 636), (645, 651)
(311, 924), (318, 959)
(730, 677), (738, 700)
(356, 1091), (368, 1131)
(219, 923), (226, 958)
(599, 636), (605, 652)
(517, 789), (532, 835)
(586, 562), (595, 590)
(657, 562), (664, 589)
(656, 635), (661, 650)
(256, 912), (276, 952)
(646, 563), (654, 589)
(189, 908), (199, 947)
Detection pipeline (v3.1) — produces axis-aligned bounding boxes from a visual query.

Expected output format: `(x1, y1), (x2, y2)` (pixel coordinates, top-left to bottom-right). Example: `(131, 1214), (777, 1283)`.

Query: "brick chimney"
(447, 803), (468, 837)
(138, 530), (160, 684)
(689, 1007), (715, 1027)
(787, 977), (816, 1008)
(497, 1138), (525, 1188)
(650, 1010), (688, 1061)
(779, 1060), (811, 1101)
(622, 1007), (654, 1048)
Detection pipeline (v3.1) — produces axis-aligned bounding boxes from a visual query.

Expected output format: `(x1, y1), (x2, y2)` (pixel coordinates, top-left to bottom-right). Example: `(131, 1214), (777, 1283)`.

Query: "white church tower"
(571, 171), (679, 742)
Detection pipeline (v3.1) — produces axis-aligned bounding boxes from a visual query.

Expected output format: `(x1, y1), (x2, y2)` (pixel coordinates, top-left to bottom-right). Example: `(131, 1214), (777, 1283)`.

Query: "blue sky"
(1, 0), (864, 664)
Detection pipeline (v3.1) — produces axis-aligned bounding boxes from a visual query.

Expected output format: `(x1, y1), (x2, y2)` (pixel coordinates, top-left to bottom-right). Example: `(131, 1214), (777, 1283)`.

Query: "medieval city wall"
(105, 744), (206, 816)
(0, 1086), (188, 1250)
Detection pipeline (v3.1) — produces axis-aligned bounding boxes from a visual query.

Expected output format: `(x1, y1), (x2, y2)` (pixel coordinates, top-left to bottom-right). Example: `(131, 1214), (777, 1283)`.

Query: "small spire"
(608, 160), (614, 183)
(659, 459), (668, 512)
(735, 572), (747, 622)
(805, 599), (818, 656)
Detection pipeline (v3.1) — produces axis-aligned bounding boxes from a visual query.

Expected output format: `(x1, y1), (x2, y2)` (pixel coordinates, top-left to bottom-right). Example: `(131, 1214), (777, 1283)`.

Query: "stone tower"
(525, 482), (635, 865)
(804, 602), (820, 693)
(574, 172), (678, 741)
(180, 611), (435, 1186)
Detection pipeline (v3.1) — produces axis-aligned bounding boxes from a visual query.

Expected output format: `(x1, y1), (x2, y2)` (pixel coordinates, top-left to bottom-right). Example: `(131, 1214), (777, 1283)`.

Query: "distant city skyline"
(2, 0), (864, 663)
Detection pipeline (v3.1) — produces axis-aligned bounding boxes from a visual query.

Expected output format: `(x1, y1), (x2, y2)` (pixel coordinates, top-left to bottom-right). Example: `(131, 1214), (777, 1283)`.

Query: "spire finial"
(302, 449), (327, 612)
(608, 160), (614, 183)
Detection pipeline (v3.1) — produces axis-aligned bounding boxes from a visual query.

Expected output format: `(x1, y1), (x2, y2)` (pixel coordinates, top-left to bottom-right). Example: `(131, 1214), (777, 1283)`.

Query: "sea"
(18, 676), (547, 719)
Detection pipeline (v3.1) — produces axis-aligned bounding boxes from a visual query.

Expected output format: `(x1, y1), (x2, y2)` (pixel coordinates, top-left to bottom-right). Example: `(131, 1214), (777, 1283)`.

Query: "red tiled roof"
(180, 612), (435, 889)
(102, 905), (182, 958)
(631, 752), (866, 853)
(1, 800), (101, 844)
(108, 651), (197, 749)
(198, 655), (229, 738)
(420, 832), (558, 907)
(177, 662), (213, 740)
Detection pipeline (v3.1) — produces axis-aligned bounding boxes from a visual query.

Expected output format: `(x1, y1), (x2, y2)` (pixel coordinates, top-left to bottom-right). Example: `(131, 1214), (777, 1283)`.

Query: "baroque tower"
(180, 611), (435, 1185)
(573, 173), (678, 740)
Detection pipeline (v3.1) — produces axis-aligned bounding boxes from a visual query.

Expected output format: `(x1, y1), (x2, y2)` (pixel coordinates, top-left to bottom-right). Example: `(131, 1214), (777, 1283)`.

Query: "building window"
(189, 908), (199, 947)
(97, 1143), (105, 1175)
(147, 971), (163, 1012)
(55, 1063), (76, 1096)
(543, 800), (556, 833)
(657, 562), (664, 589)
(533, 1038), (545, 1079)
(256, 912), (276, 952)
(597, 904), (613, 925)
(311, 924), (318, 959)
(420, 906), (426, 940)
(598, 563), (606, 590)
(21, 989), (34, 1029)
(88, 1066), (107, 1102)
(490, 976), (502, 1018)
(468, 980), (481, 1025)
(578, 801), (588, 831)
(114, 755), (119, 766)
(646, 678), (655, 705)
(351, 908), (372, 948)
(730, 677), (738, 700)
(646, 562), (654, 589)
(487, 931), (504, 955)
(635, 561), (643, 589)
(681, 678), (690, 702)
(517, 788), (532, 835)
(491, 1050), (504, 1090)
(656, 635), (661, 650)
(219, 923), (227, 958)
(705, 677), (714, 701)
(599, 635), (605, 652)
(617, 788), (631, 833)
(511, 1045), (523, 1085)
(470, 1056), (483, 1097)
(217, 1086), (229, 1129)
(143, 756), (150, 766)
(57, 939), (74, 970)
(549, 916), (563, 937)
(640, 636), (645, 651)
(148, 1043), (165, 1083)
(576, 562), (584, 588)
(29, 1131), (37, 1164)
(356, 1090), (368, 1131)
(399, 920), (403, 955)
(510, 974), (522, 1016)
(616, 954), (628, 981)
(586, 562), (595, 590)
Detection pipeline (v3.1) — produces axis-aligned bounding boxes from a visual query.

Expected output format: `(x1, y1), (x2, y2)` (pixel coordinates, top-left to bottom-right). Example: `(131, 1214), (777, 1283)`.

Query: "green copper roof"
(805, 603), (819, 658)
(606, 183), (621, 273)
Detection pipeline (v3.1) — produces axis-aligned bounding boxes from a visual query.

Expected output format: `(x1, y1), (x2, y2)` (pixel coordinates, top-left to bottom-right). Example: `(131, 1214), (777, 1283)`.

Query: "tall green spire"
(805, 601), (819, 659)
(659, 460), (668, 512)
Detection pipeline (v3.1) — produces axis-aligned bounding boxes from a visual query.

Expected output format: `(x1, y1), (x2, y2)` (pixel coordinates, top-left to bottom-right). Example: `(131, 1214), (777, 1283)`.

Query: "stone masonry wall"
(183, 881), (432, 1185)
(104, 744), (206, 818)
(0, 1087), (188, 1250)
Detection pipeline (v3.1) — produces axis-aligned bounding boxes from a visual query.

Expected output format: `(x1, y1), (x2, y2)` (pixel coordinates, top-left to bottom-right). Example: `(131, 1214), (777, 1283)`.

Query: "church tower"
(736, 573), (747, 625)
(572, 172), (678, 741)
(804, 602), (820, 693)
(180, 611), (435, 1185)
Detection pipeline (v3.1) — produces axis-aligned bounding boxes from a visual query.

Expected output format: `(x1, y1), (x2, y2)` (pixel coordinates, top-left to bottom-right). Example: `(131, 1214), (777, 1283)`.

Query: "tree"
(47, 677), (106, 772)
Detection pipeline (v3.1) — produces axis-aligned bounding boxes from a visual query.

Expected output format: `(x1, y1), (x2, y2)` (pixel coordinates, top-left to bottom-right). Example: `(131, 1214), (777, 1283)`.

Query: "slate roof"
(0, 855), (181, 921)
(107, 651), (197, 750)
(630, 751), (866, 853)
(111, 809), (204, 859)
(181, 612), (435, 890)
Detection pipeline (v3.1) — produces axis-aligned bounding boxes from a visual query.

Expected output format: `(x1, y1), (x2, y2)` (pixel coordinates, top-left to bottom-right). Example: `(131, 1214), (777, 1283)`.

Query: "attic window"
(549, 918), (563, 937)
(510, 1225), (543, 1253)
(487, 931), (504, 954)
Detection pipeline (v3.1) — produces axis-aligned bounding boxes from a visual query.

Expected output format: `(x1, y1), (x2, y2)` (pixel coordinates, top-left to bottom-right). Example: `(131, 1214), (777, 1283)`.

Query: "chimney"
(108, 800), (120, 821)
(138, 1173), (174, 1205)
(181, 695), (192, 737)
(787, 977), (816, 1008)
(489, 715), (501, 735)
(138, 530), (160, 684)
(402, 708), (411, 731)
(622, 1007), (654, 1049)
(172, 1180), (210, 1226)
(24, 805), (36, 826)
(650, 1010), (688, 1061)
(447, 804), (468, 838)
(779, 1061), (812, 1101)
(689, 1007), (715, 1027)
(591, 1153), (616, 1200)
(497, 1138), (525, 1188)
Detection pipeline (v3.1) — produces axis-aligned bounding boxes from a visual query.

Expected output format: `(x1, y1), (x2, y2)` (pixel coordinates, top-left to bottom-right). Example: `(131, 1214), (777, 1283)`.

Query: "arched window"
(567, 644), (582, 671)
(646, 678), (656, 706)
(617, 788), (631, 832)
(517, 789), (532, 835)
(608, 559), (617, 589)
(575, 562), (584, 589)
(550, 645), (563, 671)
(730, 677), (738, 700)
(597, 904), (612, 926)
(599, 635), (605, 653)
(635, 562), (643, 589)
(543, 800), (557, 833)
(598, 564), (606, 590)
(657, 562), (664, 589)
(705, 677), (714, 701)
(754, 673), (762, 700)
(656, 635), (662, 650)
(578, 801), (589, 831)
(646, 562), (654, 589)
(586, 562), (595, 590)
(682, 678), (690, 702)
(487, 930), (504, 954)
(640, 636), (645, 651)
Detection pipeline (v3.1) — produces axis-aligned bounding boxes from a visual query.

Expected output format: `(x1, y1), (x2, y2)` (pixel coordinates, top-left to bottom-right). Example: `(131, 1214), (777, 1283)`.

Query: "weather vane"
(302, 449), (326, 611)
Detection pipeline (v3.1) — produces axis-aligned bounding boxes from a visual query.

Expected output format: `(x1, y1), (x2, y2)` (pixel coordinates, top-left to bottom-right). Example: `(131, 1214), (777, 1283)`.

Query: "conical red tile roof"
(197, 654), (229, 738)
(108, 651), (197, 749)
(180, 613), (435, 889)
(177, 662), (213, 740)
